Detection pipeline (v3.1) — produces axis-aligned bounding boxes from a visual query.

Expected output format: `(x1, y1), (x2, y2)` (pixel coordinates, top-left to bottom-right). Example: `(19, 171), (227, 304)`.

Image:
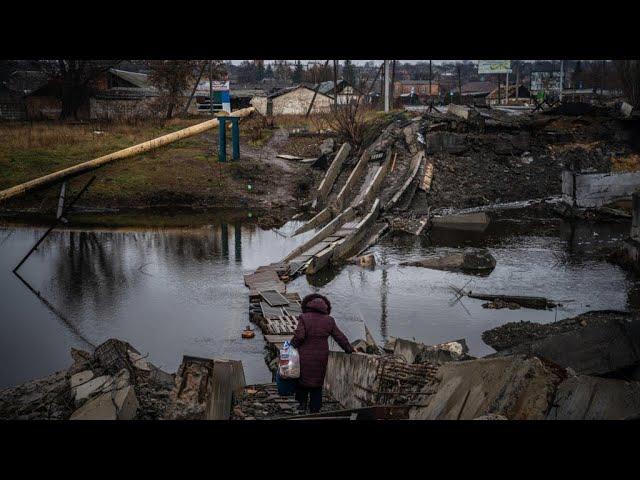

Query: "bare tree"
(148, 60), (224, 119)
(40, 60), (120, 120)
(615, 60), (640, 108)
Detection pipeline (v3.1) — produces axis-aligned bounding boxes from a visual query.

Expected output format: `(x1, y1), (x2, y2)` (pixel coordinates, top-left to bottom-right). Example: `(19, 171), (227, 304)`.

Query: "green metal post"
(218, 117), (227, 162)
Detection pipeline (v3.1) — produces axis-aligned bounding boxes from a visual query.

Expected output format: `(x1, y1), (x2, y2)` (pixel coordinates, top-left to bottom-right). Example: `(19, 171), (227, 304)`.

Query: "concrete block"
(448, 104), (471, 120)
(408, 355), (563, 420)
(70, 385), (138, 420)
(632, 191), (640, 241)
(73, 375), (112, 404)
(497, 315), (640, 376)
(547, 376), (640, 420)
(562, 170), (640, 208)
(70, 370), (94, 389)
(128, 350), (151, 371)
(114, 385), (139, 420)
(70, 392), (117, 420)
(621, 101), (633, 117)
(206, 359), (246, 420)
(324, 352), (382, 409)
(431, 212), (490, 231)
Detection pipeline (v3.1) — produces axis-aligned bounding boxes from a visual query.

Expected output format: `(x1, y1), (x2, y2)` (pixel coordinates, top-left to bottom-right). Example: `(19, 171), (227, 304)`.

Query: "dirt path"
(243, 129), (297, 173)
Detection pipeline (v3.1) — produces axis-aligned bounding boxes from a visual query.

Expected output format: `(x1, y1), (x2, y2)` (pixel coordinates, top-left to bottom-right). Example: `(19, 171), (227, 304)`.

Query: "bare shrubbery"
(326, 101), (369, 148)
(615, 60), (640, 108)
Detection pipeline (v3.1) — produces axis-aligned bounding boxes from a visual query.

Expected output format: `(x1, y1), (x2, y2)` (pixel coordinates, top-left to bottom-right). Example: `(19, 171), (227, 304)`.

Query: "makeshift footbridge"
(244, 117), (433, 358)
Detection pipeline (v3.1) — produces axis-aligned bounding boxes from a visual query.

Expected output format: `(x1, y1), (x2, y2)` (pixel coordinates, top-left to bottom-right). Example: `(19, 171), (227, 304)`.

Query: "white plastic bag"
(278, 341), (300, 379)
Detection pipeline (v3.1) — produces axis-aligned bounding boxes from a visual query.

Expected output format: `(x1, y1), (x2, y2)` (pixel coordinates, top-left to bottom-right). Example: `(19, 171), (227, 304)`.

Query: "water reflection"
(1, 214), (637, 390)
(0, 217), (316, 388)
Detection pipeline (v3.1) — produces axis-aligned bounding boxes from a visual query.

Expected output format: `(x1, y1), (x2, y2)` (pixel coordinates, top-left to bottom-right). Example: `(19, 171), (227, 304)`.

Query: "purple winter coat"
(290, 293), (354, 388)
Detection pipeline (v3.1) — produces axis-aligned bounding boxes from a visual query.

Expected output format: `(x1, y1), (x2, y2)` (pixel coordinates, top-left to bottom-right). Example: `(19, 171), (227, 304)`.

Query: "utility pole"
(209, 60), (214, 115)
(384, 60), (390, 112)
(505, 70), (509, 105)
(559, 60), (564, 101)
(515, 62), (519, 100)
(457, 63), (462, 104)
(333, 60), (338, 109)
(429, 60), (432, 98)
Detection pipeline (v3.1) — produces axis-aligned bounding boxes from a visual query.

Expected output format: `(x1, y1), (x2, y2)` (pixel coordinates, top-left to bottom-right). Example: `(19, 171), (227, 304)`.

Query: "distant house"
(486, 84), (531, 105)
(0, 84), (26, 120)
(89, 68), (159, 120)
(315, 79), (362, 104)
(25, 80), (67, 120)
(250, 85), (333, 116)
(461, 81), (496, 98)
(0, 70), (48, 121)
(393, 80), (439, 99)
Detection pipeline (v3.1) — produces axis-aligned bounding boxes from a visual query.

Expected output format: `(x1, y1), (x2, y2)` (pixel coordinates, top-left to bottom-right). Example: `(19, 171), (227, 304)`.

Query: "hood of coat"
(301, 293), (331, 315)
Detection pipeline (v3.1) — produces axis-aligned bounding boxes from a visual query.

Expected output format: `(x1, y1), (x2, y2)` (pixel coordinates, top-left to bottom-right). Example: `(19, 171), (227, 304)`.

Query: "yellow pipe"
(0, 107), (255, 203)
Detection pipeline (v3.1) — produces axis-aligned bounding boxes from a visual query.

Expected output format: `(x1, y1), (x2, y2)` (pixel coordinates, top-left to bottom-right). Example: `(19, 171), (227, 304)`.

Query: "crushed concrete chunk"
(409, 355), (563, 420)
(474, 414), (508, 420)
(70, 392), (117, 420)
(70, 370), (94, 389)
(114, 385), (139, 420)
(128, 350), (151, 371)
(547, 376), (640, 420)
(484, 312), (640, 376)
(73, 375), (112, 404)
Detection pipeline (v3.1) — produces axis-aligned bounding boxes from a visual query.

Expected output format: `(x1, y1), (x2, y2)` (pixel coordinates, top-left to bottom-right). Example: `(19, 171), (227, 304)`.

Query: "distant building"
(250, 85), (333, 116)
(314, 80), (362, 104)
(486, 84), (531, 105)
(89, 68), (159, 120)
(461, 81), (497, 97)
(393, 80), (439, 99)
(0, 70), (48, 121)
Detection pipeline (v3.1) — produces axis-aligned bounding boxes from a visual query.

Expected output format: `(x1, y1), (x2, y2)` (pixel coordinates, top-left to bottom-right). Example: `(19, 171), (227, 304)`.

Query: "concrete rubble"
(482, 311), (640, 376)
(400, 248), (496, 275)
(0, 338), (243, 421)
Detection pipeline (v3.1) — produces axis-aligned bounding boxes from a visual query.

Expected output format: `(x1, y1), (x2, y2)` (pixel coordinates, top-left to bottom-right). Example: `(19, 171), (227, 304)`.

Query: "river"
(0, 211), (637, 389)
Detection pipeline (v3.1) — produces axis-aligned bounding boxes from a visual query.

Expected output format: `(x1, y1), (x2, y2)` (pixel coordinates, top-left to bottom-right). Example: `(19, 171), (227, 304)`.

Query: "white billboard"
(478, 60), (512, 74)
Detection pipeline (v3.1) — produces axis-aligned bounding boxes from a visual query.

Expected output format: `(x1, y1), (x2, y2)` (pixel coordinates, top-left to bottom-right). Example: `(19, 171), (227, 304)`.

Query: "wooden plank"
(419, 159), (434, 192)
(259, 289), (290, 307)
(260, 302), (284, 318)
(303, 241), (336, 257)
(284, 292), (302, 302)
(264, 334), (293, 346)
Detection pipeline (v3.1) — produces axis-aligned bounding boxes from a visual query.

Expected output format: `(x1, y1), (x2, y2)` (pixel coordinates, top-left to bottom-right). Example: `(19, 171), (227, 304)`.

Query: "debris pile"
(230, 383), (341, 419)
(400, 248), (496, 275)
(0, 338), (175, 420)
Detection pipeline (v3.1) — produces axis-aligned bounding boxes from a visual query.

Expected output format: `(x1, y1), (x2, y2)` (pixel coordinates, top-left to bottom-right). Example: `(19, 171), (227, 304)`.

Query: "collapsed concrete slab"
(70, 383), (139, 421)
(400, 248), (496, 275)
(409, 355), (564, 420)
(207, 359), (246, 420)
(165, 355), (246, 420)
(431, 212), (490, 231)
(483, 312), (640, 376)
(324, 351), (438, 409)
(393, 338), (470, 364)
(621, 101), (634, 118)
(562, 169), (640, 208)
(70, 369), (138, 420)
(312, 142), (351, 210)
(547, 375), (640, 420)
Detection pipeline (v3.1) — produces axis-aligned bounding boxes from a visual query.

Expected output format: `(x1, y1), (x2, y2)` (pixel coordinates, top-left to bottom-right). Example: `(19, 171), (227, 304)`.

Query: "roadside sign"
(478, 60), (512, 74)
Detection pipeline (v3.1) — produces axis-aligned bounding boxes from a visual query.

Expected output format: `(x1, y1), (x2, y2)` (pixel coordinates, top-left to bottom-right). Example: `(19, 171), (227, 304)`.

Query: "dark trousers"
(295, 385), (323, 413)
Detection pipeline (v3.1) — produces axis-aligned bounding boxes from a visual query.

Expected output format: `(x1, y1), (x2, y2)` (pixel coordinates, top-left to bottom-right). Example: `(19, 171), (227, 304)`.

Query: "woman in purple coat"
(290, 293), (356, 413)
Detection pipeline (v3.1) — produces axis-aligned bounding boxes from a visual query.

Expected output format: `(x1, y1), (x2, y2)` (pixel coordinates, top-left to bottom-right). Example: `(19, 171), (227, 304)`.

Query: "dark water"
(0, 218), (316, 388)
(0, 213), (637, 389)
